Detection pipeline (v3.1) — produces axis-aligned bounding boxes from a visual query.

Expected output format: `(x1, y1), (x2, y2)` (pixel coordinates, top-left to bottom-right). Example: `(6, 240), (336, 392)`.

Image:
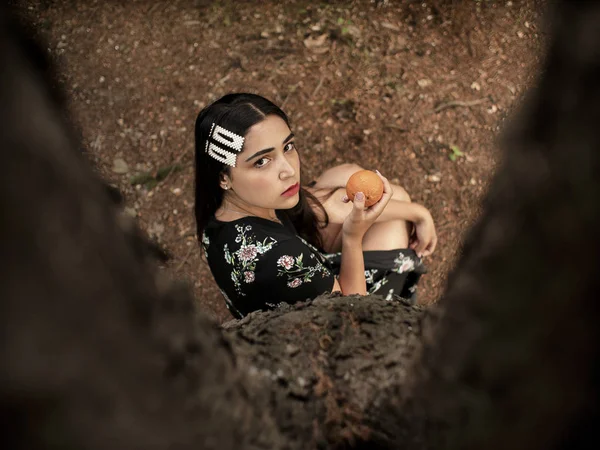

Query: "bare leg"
(361, 219), (411, 252)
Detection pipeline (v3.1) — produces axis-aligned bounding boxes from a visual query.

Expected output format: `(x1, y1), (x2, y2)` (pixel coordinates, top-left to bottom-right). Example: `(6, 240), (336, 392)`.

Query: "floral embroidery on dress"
(287, 278), (302, 288)
(265, 301), (288, 309)
(220, 288), (242, 318)
(364, 268), (389, 293)
(393, 252), (416, 274)
(224, 224), (277, 295)
(364, 269), (378, 284)
(201, 232), (210, 258)
(370, 274), (389, 294)
(323, 252), (341, 261)
(276, 250), (331, 288)
(297, 236), (329, 264)
(277, 255), (294, 270)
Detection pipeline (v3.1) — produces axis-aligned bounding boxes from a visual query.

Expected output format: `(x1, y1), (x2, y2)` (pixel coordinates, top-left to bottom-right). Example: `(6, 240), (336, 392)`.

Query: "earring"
(223, 185), (229, 190)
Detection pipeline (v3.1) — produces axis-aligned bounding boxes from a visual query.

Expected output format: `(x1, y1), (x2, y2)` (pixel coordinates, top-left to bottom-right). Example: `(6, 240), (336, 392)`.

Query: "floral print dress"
(203, 212), (426, 319)
(203, 214), (335, 319)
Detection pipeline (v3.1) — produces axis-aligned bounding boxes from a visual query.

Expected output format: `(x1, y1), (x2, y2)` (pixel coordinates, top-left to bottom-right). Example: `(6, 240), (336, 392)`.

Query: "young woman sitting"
(195, 93), (436, 319)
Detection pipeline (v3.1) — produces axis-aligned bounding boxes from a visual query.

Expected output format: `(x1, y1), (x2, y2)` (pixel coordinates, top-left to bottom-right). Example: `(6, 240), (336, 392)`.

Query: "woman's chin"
(280, 195), (300, 209)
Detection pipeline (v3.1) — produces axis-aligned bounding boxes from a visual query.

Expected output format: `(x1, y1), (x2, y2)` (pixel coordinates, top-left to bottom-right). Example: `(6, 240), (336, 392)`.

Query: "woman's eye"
(284, 142), (296, 152)
(254, 157), (269, 168)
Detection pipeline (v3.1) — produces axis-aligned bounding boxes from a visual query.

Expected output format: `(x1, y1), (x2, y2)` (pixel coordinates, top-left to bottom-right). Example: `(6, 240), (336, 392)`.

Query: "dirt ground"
(20, 0), (543, 323)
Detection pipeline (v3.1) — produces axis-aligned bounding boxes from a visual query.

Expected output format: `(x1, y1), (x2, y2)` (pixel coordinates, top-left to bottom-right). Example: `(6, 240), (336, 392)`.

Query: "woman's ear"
(219, 173), (231, 191)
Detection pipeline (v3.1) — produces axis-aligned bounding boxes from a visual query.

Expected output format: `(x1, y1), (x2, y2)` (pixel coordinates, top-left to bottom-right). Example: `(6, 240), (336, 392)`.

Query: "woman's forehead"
(242, 115), (291, 151)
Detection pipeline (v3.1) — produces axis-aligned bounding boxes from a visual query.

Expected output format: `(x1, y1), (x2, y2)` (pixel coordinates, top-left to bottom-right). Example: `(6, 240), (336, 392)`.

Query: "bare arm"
(331, 172), (394, 295)
(321, 190), (437, 258)
(321, 188), (429, 226)
(337, 235), (367, 295)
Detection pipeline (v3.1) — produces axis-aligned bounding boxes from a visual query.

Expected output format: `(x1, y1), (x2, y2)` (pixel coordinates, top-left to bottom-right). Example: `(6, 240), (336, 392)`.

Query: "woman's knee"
(336, 162), (363, 175)
(314, 163), (364, 188)
(390, 184), (411, 202)
(362, 219), (410, 251)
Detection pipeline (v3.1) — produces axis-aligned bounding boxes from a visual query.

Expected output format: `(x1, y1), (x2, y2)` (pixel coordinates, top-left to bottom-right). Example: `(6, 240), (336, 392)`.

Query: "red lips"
(281, 182), (300, 197)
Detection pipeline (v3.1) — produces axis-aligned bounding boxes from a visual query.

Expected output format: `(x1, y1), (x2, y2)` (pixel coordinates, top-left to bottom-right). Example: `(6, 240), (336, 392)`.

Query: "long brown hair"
(194, 93), (329, 250)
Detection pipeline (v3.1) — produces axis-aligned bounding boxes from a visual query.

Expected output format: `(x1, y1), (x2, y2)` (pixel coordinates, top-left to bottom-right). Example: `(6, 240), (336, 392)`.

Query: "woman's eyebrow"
(244, 133), (295, 162)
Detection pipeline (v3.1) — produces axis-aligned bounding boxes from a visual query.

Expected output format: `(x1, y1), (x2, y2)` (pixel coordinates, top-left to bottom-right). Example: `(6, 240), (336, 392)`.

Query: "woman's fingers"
(415, 239), (427, 256)
(366, 170), (392, 216)
(352, 191), (365, 211)
(417, 233), (438, 257)
(428, 234), (438, 254)
(375, 169), (393, 199)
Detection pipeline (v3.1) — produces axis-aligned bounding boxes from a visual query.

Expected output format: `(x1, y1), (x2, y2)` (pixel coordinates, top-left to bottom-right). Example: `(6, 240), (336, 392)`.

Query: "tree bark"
(366, 3), (600, 449)
(0, 10), (286, 450)
(222, 295), (425, 448)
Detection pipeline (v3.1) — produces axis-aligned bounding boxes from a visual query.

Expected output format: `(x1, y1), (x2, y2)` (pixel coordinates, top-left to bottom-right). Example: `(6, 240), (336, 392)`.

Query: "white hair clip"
(205, 123), (245, 167)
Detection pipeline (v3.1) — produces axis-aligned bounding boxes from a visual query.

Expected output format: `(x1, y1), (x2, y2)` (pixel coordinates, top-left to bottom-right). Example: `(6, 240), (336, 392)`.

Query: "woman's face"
(223, 114), (300, 214)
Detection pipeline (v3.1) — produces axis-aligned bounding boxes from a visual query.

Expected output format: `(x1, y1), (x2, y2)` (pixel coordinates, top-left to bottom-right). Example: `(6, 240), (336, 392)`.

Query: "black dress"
(202, 212), (425, 319)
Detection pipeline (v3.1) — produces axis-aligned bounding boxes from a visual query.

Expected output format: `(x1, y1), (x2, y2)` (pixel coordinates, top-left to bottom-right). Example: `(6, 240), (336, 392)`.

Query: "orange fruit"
(346, 170), (384, 207)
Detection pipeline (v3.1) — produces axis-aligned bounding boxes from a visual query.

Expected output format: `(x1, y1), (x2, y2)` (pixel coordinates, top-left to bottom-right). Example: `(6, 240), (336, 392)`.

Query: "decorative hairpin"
(205, 123), (245, 167)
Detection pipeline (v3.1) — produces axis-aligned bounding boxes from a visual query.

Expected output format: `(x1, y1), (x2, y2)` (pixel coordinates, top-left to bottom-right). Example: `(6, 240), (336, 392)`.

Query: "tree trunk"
(365, 2), (600, 449)
(0, 10), (286, 450)
(222, 295), (425, 448)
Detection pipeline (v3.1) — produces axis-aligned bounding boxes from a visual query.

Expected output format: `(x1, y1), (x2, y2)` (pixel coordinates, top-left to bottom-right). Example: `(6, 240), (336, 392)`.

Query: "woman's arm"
(375, 199), (429, 224)
(337, 234), (367, 295)
(320, 189), (430, 226)
(322, 192), (437, 257)
(332, 173), (394, 295)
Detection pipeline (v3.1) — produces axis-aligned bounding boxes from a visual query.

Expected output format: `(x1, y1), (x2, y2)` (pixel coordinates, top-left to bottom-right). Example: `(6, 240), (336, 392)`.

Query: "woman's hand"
(342, 170), (393, 241)
(409, 209), (437, 257)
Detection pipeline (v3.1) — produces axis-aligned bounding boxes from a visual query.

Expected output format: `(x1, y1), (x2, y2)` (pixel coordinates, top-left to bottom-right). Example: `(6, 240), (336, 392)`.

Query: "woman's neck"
(216, 199), (280, 224)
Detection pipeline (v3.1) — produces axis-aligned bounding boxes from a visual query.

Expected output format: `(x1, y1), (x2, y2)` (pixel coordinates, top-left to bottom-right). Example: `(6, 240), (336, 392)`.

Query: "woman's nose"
(279, 157), (296, 179)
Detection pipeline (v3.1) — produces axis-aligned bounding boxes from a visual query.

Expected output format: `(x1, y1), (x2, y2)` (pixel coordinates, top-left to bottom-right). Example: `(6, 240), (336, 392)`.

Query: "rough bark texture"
(223, 295), (424, 448)
(367, 2), (600, 449)
(0, 10), (286, 450)
(2, 1), (600, 449)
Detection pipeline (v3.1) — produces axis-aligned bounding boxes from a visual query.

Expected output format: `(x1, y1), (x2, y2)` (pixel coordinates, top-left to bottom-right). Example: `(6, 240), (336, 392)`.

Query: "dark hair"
(194, 93), (329, 250)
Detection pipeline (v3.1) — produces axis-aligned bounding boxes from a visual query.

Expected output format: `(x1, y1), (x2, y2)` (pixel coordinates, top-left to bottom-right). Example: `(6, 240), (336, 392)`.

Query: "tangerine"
(346, 170), (384, 207)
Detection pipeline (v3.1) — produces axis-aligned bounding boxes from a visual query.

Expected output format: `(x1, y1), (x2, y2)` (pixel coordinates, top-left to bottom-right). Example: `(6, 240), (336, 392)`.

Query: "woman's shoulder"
(203, 216), (295, 251)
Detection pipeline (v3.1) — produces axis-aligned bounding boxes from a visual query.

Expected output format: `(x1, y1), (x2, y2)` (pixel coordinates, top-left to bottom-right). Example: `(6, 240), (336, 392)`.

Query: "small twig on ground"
(146, 3), (161, 15)
(434, 98), (487, 113)
(383, 124), (408, 132)
(160, 139), (193, 185)
(175, 244), (195, 272)
(311, 50), (336, 99)
(129, 163), (183, 188)
(281, 83), (299, 109)
(216, 73), (231, 86)
(135, 136), (193, 189)
(311, 74), (326, 99)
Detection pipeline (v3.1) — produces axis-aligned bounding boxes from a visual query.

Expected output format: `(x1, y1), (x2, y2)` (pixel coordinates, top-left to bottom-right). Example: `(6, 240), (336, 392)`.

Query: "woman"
(195, 93), (436, 319)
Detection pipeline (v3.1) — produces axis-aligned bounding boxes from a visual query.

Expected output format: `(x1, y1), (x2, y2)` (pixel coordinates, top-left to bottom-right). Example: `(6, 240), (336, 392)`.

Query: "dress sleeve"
(230, 237), (336, 315)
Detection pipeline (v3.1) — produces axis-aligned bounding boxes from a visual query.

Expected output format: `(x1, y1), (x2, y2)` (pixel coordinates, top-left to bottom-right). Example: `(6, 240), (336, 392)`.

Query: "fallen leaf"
(112, 158), (129, 174)
(303, 33), (328, 49)
(487, 104), (498, 114)
(345, 25), (361, 38)
(381, 21), (400, 31)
